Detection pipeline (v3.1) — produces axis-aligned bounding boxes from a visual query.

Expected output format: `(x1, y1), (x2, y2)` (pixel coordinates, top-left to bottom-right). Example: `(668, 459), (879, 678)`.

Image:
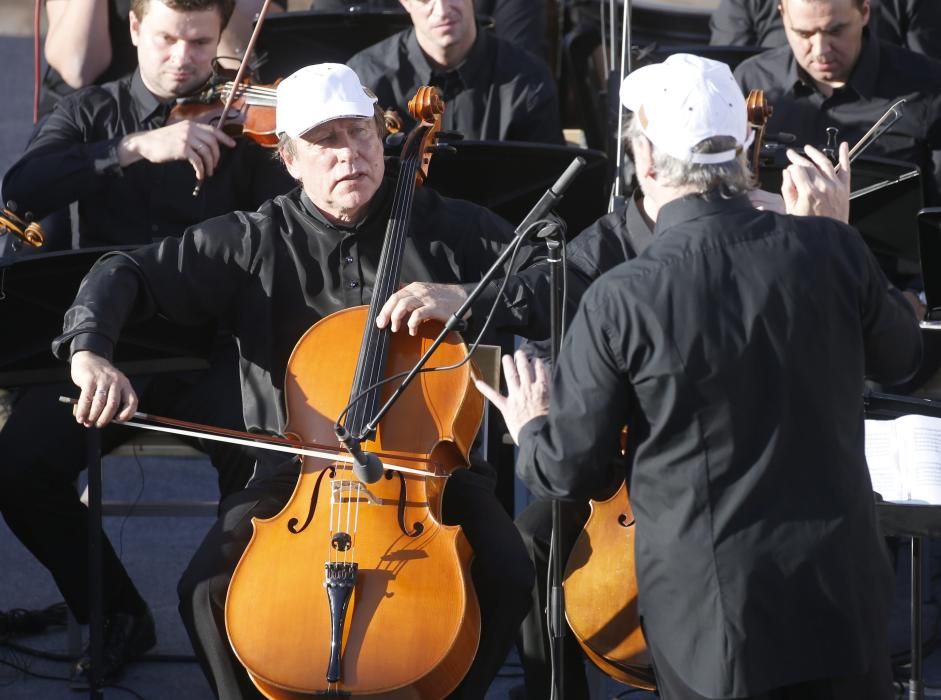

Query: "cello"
(224, 87), (482, 698)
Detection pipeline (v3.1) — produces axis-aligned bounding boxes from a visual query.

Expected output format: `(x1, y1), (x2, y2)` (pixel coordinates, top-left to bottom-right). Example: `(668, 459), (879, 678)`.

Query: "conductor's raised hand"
(376, 282), (469, 336)
(70, 351), (138, 428)
(473, 350), (550, 444)
(781, 142), (851, 223)
(117, 120), (237, 182)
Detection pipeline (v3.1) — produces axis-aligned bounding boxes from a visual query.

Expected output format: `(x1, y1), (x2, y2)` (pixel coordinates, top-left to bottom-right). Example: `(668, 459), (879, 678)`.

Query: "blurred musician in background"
(0, 0), (293, 688)
(41, 0), (285, 118)
(733, 0), (941, 206)
(710, 0), (941, 60)
(346, 0), (564, 143)
(313, 0), (550, 61)
(480, 52), (921, 700)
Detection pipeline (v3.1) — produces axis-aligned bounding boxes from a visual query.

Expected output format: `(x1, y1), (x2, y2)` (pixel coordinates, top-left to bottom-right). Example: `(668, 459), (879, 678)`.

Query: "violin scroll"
(745, 89), (773, 181)
(1, 202), (45, 248)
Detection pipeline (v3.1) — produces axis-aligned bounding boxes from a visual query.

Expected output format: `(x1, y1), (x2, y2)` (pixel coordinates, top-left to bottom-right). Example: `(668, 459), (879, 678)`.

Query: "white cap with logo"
(619, 53), (752, 164)
(276, 63), (378, 138)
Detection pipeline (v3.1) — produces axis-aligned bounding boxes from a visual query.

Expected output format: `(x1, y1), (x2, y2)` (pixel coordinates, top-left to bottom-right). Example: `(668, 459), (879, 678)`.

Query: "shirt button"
(344, 256), (354, 265)
(151, 224), (159, 232)
(347, 281), (359, 289)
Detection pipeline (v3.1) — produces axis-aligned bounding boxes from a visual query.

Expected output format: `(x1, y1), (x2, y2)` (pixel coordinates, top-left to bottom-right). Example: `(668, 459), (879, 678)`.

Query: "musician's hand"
(903, 290), (928, 321)
(70, 351), (138, 428)
(474, 350), (550, 444)
(117, 121), (237, 182)
(781, 142), (850, 223)
(747, 189), (786, 214)
(376, 282), (469, 336)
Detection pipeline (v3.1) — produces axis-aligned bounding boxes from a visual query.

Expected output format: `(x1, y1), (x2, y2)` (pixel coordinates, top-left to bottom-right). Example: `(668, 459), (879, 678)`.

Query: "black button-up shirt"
(516, 193), (921, 696)
(710, 0), (941, 60)
(474, 191), (654, 341)
(53, 181), (516, 448)
(347, 27), (564, 144)
(2, 70), (295, 248)
(734, 37), (941, 203)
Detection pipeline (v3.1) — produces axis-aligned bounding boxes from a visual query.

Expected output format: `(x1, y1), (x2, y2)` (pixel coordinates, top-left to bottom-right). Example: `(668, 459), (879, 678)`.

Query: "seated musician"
(0, 0), (293, 687)
(313, 0), (550, 62)
(4, 0), (293, 250)
(39, 0), (285, 118)
(710, 0), (941, 60)
(732, 0), (941, 209)
(52, 62), (535, 699)
(345, 0), (564, 143)
(477, 52), (922, 700)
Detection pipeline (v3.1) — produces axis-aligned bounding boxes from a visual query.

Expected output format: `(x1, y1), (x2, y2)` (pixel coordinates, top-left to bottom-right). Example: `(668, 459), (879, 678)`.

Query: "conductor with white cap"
(476, 53), (921, 700)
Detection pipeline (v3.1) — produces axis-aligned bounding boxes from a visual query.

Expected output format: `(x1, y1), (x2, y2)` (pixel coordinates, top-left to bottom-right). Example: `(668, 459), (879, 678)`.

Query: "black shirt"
(2, 70), (295, 248)
(347, 27), (564, 144)
(53, 181), (516, 445)
(734, 37), (941, 203)
(710, 0), (941, 60)
(40, 0), (137, 117)
(516, 193), (921, 696)
(474, 191), (654, 340)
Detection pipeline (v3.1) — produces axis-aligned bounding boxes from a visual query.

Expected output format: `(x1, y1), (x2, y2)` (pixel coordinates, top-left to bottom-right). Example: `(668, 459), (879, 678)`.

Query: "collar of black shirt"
(790, 32), (880, 100)
(298, 180), (392, 233)
(130, 69), (173, 124)
(405, 23), (491, 94)
(654, 191), (753, 238)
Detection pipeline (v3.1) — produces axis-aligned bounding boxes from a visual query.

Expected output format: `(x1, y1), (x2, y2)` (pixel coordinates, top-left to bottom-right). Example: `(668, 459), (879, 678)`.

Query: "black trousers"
(0, 343), (251, 623)
(177, 458), (535, 699)
(515, 498), (591, 699)
(648, 624), (894, 700)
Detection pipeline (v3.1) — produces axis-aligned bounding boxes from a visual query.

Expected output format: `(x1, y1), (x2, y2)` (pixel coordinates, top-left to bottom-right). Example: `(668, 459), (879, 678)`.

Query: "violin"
(224, 86), (482, 698)
(0, 202), (44, 248)
(168, 71), (278, 148)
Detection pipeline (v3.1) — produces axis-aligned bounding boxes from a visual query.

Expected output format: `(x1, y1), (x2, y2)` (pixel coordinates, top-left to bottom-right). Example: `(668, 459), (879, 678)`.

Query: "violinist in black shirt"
(0, 0), (292, 688)
(733, 0), (941, 206)
(5, 0), (293, 249)
(346, 0), (563, 143)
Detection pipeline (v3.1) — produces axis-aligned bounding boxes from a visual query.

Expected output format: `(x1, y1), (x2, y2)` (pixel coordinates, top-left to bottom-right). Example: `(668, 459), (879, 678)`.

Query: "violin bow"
(192, 0), (277, 196)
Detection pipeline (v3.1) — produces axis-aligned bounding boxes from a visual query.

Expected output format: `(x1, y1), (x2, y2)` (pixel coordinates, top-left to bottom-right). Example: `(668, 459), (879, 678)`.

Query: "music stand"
(757, 152), (923, 282)
(865, 390), (941, 700)
(0, 248), (214, 697)
(253, 10), (412, 83)
(0, 247), (211, 386)
(421, 140), (608, 238)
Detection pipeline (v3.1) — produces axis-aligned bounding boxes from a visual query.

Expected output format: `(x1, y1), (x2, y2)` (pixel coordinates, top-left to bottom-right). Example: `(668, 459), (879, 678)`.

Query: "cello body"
(562, 481), (655, 690)
(225, 306), (482, 698)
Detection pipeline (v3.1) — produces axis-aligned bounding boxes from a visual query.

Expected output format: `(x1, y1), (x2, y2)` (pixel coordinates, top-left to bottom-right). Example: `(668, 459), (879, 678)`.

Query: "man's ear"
(280, 143), (301, 181)
(129, 10), (141, 47)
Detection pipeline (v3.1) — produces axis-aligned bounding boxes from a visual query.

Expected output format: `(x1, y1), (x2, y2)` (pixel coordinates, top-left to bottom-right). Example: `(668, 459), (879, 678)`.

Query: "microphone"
(335, 425), (384, 484)
(513, 156), (586, 238)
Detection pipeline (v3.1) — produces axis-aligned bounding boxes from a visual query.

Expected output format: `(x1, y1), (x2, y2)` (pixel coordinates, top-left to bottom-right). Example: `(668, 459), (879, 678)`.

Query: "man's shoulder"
(733, 44), (792, 86)
(488, 31), (554, 84)
(876, 41), (941, 86)
(347, 30), (410, 77)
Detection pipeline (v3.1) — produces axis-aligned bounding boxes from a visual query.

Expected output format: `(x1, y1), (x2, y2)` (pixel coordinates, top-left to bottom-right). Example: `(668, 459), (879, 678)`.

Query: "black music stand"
(0, 249), (214, 698)
(253, 10), (412, 83)
(866, 390), (941, 700)
(756, 153), (923, 282)
(419, 140), (608, 238)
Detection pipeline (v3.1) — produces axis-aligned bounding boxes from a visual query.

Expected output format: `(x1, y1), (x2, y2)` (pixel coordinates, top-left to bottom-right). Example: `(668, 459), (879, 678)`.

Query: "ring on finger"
(95, 389), (108, 396)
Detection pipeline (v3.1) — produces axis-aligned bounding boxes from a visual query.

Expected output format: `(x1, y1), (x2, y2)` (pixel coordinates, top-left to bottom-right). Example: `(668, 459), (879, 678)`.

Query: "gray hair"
(625, 114), (755, 195)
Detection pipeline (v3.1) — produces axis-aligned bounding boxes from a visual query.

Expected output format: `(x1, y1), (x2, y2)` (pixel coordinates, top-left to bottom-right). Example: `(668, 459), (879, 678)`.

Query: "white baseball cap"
(276, 63), (378, 138)
(619, 53), (752, 164)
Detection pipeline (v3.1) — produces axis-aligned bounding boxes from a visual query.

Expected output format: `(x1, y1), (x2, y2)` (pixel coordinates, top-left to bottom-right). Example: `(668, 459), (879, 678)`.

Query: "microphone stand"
(546, 233), (566, 700)
(350, 157), (587, 447)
